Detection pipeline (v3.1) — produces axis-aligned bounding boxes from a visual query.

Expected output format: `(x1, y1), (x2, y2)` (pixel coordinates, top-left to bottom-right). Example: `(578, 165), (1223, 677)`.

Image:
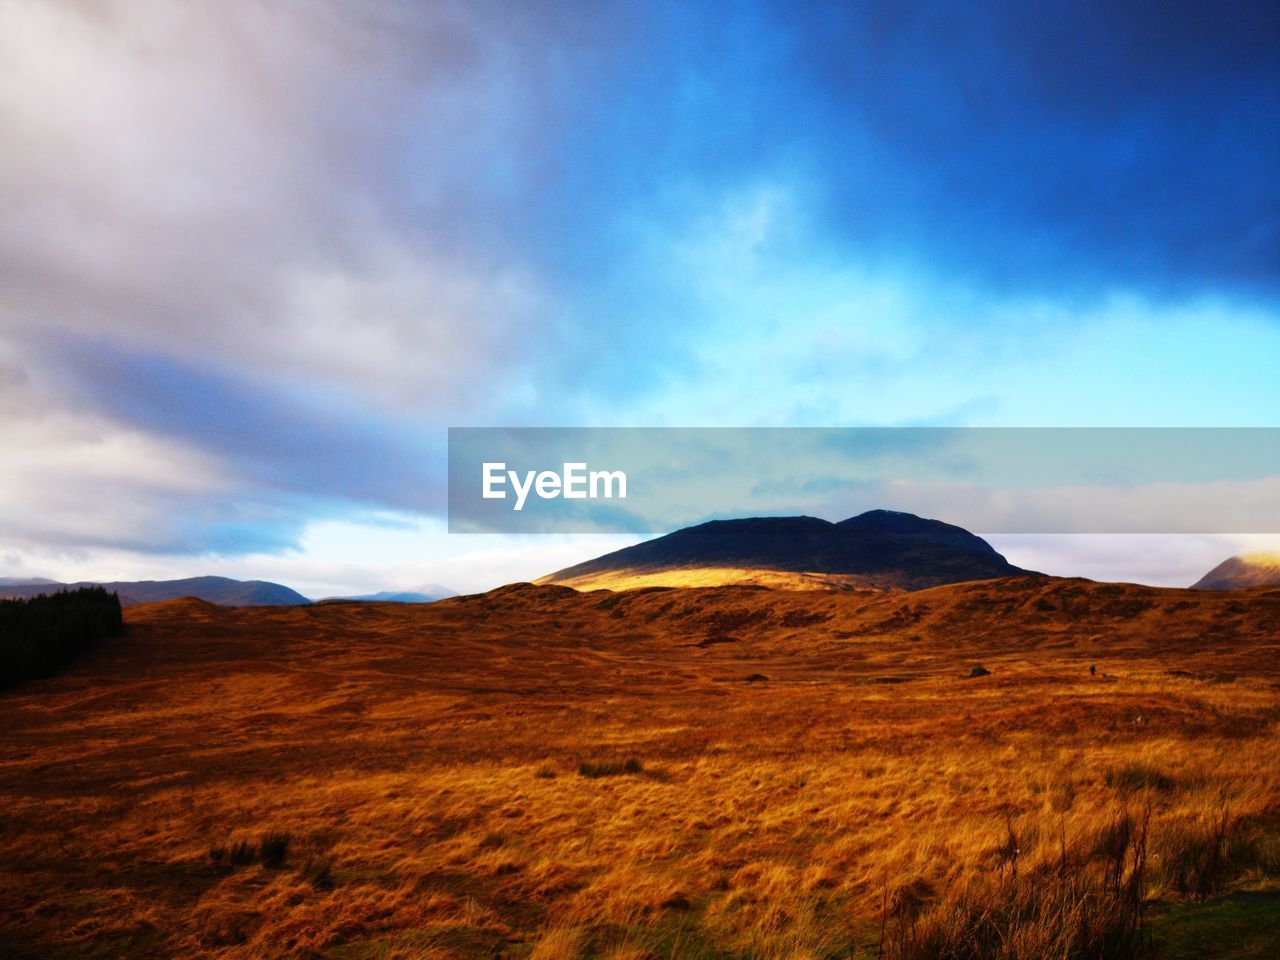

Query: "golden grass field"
(2, 576), (1279, 958)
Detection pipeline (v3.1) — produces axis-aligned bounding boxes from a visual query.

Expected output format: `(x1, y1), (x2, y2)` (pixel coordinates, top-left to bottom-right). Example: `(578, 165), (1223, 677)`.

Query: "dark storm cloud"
(46, 340), (447, 513)
(773, 0), (1279, 295)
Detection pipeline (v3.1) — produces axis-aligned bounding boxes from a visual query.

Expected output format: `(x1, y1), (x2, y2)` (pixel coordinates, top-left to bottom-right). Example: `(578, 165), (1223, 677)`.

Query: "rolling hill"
(538, 509), (1030, 591)
(0, 575), (309, 607)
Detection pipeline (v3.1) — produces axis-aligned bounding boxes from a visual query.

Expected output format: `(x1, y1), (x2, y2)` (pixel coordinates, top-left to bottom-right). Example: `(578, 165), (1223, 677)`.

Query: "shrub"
(578, 758), (643, 778)
(259, 832), (290, 868)
(228, 840), (256, 866)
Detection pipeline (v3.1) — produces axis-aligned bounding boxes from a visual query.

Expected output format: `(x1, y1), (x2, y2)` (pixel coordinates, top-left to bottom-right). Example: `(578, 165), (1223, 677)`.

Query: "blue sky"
(0, 1), (1277, 595)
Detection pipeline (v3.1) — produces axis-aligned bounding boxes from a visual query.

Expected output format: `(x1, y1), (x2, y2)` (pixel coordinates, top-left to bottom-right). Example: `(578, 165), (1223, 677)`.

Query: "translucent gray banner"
(448, 428), (1280, 533)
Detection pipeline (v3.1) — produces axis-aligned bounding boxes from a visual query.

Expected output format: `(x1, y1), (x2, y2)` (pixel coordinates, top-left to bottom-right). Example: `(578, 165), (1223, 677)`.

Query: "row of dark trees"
(0, 587), (124, 689)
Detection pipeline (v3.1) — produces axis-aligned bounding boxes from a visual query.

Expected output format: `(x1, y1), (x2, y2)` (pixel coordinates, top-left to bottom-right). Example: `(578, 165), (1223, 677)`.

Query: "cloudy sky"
(2, 0), (1278, 597)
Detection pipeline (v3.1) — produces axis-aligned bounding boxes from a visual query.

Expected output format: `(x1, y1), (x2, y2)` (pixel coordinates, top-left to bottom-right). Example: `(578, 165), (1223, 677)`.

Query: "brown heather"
(0, 577), (1278, 958)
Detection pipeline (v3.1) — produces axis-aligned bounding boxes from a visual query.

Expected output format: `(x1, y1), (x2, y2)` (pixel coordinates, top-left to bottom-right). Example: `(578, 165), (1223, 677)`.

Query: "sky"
(1, 0), (1278, 597)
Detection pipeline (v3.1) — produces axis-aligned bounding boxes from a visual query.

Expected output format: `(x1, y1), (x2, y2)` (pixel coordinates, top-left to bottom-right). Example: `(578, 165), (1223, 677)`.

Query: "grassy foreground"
(0, 578), (1278, 958)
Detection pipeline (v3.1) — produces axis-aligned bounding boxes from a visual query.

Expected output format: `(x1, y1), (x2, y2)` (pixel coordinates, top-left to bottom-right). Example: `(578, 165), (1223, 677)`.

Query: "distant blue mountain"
(0, 576), (310, 607)
(324, 586), (456, 603)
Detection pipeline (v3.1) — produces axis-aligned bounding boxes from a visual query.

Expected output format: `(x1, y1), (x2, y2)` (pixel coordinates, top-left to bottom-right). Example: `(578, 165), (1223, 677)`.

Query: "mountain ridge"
(538, 509), (1031, 592)
(321, 587), (457, 603)
(0, 575), (309, 607)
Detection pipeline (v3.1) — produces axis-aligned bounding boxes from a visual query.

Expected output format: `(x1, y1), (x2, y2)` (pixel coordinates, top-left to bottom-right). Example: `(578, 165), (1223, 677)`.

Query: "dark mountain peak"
(671, 515), (834, 536)
(837, 510), (999, 556)
(839, 508), (939, 530)
(540, 510), (1028, 591)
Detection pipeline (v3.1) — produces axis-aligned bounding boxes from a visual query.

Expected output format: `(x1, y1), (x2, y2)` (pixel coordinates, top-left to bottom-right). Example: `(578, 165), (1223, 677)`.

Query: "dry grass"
(0, 578), (1278, 957)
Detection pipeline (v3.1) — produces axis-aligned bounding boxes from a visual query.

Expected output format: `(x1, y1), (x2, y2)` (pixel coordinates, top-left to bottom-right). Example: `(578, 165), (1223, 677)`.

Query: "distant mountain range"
(0, 576), (459, 607)
(1193, 553), (1280, 590)
(0, 576), (309, 607)
(322, 586), (456, 603)
(12, 526), (1273, 608)
(538, 509), (1032, 591)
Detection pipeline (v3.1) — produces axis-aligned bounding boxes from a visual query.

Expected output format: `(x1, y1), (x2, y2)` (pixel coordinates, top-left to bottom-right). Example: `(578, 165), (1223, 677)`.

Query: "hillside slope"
(1193, 552), (1280, 590)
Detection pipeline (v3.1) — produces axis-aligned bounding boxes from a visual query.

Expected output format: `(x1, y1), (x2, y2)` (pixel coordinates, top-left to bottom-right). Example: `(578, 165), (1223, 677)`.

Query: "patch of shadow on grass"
(1104, 762), (1178, 795)
(1148, 892), (1280, 960)
(695, 633), (739, 648)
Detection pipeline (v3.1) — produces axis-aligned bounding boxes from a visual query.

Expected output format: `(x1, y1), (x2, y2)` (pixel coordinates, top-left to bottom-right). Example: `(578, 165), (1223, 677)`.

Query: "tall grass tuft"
(1154, 802), (1235, 899)
(299, 855), (333, 889)
(228, 840), (256, 866)
(259, 831), (291, 868)
(578, 758), (643, 778)
(882, 808), (1150, 960)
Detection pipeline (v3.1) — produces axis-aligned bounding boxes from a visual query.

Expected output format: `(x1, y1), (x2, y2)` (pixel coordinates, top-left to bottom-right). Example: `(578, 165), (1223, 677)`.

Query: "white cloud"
(0, 0), (553, 411)
(988, 533), (1280, 588)
(0, 0), (579, 560)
